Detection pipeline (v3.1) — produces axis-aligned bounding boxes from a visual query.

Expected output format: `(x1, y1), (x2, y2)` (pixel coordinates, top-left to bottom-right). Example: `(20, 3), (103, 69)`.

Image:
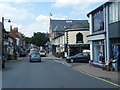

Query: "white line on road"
(55, 60), (72, 67)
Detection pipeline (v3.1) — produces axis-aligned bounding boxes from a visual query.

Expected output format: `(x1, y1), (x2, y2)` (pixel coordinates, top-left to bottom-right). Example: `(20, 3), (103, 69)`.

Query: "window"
(109, 2), (119, 23)
(93, 40), (105, 63)
(92, 8), (104, 32)
(76, 33), (83, 43)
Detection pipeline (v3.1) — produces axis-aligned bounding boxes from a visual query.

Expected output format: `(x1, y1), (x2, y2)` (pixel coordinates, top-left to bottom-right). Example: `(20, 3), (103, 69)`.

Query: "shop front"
(93, 40), (105, 64)
(68, 44), (90, 56)
(109, 38), (120, 71)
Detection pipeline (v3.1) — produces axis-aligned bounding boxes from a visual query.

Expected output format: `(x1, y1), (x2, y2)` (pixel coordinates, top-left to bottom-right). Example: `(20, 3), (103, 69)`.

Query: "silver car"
(39, 50), (46, 57)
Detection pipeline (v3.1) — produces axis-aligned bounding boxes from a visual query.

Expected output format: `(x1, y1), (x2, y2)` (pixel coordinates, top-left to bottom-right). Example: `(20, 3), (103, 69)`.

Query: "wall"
(0, 23), (2, 59)
(53, 35), (65, 53)
(68, 31), (89, 45)
(109, 21), (120, 38)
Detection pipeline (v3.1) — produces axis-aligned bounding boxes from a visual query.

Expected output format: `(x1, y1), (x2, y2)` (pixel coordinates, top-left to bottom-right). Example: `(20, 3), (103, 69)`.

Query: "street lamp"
(2, 17), (11, 29)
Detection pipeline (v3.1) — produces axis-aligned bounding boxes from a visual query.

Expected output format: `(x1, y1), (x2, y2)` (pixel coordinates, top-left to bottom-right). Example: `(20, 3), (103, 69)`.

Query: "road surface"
(2, 56), (119, 88)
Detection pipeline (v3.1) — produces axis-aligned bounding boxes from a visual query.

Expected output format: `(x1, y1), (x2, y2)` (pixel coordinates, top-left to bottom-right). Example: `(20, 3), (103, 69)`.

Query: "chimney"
(10, 25), (12, 31)
(13, 27), (18, 32)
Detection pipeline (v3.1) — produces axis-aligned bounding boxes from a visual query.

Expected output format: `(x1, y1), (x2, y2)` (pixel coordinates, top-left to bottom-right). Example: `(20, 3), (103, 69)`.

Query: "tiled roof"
(50, 20), (89, 32)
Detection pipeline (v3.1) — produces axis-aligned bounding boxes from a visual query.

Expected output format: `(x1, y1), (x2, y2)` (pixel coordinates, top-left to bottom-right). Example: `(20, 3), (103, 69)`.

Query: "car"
(83, 50), (90, 53)
(29, 52), (41, 62)
(39, 50), (46, 57)
(66, 53), (90, 63)
(19, 49), (27, 57)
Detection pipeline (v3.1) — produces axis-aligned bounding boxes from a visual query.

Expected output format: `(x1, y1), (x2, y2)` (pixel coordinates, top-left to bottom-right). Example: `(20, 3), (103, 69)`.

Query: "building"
(7, 34), (16, 60)
(3, 28), (9, 59)
(0, 22), (2, 67)
(65, 21), (89, 56)
(9, 27), (26, 54)
(49, 19), (90, 57)
(87, 1), (120, 71)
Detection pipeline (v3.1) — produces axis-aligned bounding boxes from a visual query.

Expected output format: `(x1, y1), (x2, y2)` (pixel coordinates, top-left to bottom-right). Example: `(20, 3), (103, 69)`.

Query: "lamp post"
(2, 17), (11, 29)
(1, 17), (11, 68)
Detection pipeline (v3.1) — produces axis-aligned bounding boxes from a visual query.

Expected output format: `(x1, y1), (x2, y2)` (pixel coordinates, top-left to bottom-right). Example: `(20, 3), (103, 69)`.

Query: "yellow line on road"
(77, 69), (120, 87)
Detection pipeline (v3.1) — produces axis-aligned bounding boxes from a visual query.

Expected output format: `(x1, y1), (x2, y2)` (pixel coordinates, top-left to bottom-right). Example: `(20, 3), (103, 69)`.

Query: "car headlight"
(66, 57), (70, 59)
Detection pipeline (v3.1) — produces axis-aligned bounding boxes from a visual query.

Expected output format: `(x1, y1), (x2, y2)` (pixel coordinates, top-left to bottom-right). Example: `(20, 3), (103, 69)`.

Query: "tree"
(31, 32), (49, 47)
(24, 37), (32, 44)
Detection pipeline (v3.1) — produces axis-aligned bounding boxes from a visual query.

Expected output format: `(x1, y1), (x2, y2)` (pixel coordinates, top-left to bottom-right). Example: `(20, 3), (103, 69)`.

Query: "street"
(2, 56), (119, 88)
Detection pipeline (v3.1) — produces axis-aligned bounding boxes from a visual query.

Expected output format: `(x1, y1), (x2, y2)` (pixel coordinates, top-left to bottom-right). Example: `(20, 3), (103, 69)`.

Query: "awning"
(88, 34), (105, 41)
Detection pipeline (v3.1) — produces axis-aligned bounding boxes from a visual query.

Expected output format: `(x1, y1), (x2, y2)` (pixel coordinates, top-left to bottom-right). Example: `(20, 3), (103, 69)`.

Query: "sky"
(0, 0), (108, 37)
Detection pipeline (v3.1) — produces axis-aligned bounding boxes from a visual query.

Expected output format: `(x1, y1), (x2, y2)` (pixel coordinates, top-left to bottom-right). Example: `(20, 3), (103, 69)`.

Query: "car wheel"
(2, 63), (5, 68)
(70, 59), (74, 63)
(66, 59), (70, 63)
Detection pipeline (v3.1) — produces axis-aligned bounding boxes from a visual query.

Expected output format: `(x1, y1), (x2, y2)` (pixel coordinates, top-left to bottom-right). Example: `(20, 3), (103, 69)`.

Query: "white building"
(49, 19), (89, 57)
(87, 1), (120, 70)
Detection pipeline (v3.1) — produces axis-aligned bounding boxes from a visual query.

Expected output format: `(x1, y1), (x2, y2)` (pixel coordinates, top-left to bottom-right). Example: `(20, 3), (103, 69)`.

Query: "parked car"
(39, 50), (46, 57)
(83, 50), (90, 53)
(66, 53), (90, 63)
(29, 52), (41, 62)
(19, 49), (27, 57)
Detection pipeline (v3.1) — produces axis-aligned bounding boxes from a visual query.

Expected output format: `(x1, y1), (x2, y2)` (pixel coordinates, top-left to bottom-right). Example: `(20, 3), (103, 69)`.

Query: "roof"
(87, 1), (112, 17)
(50, 20), (89, 32)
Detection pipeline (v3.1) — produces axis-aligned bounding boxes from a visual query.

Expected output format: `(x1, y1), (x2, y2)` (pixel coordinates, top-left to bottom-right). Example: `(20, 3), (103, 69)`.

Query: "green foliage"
(25, 32), (49, 47)
(25, 37), (32, 44)
(32, 32), (49, 46)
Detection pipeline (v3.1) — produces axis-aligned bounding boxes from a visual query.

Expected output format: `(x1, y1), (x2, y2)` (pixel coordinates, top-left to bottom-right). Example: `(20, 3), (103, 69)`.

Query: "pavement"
(46, 54), (120, 85)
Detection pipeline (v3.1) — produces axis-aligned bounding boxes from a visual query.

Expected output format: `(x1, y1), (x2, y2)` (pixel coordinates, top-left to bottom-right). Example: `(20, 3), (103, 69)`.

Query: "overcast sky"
(0, 0), (107, 37)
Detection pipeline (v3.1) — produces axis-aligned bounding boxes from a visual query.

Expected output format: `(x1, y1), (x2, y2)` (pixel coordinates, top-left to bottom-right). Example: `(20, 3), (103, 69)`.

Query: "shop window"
(76, 33), (83, 43)
(92, 8), (104, 32)
(93, 40), (105, 64)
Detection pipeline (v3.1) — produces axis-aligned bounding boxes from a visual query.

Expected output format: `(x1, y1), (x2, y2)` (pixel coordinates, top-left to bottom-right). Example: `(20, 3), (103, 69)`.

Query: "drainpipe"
(105, 5), (110, 63)
(89, 14), (93, 60)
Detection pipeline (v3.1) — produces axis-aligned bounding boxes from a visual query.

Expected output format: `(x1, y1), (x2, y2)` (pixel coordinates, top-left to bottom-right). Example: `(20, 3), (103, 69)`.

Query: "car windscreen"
(75, 53), (89, 57)
(40, 50), (45, 53)
(31, 53), (40, 56)
(75, 53), (83, 57)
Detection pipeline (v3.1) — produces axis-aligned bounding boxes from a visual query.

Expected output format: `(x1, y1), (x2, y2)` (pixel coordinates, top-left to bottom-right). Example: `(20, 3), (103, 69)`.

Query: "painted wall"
(53, 35), (65, 52)
(109, 21), (120, 38)
(67, 31), (89, 45)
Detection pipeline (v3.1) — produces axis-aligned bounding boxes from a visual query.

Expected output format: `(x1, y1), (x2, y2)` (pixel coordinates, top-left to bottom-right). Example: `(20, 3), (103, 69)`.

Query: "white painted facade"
(87, 3), (110, 64)
(7, 37), (14, 55)
(67, 30), (89, 45)
(53, 35), (65, 53)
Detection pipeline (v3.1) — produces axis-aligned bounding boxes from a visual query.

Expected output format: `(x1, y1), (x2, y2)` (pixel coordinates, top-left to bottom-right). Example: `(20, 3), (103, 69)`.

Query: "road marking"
(55, 60), (120, 87)
(75, 69), (120, 87)
(55, 60), (72, 67)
